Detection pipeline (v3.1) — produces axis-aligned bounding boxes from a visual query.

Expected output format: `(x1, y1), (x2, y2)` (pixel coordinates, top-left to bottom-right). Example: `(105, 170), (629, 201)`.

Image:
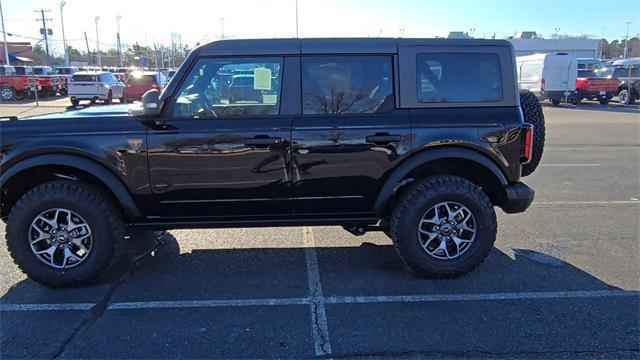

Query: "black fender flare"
(373, 147), (509, 213)
(0, 154), (140, 217)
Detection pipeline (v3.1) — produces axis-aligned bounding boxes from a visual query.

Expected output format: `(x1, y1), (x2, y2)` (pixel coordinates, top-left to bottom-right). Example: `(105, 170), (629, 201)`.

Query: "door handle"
(245, 137), (283, 147)
(366, 133), (401, 145)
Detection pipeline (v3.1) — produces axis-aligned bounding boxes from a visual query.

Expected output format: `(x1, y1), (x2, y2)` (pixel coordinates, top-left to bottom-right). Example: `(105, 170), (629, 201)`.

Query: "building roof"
(199, 38), (513, 56)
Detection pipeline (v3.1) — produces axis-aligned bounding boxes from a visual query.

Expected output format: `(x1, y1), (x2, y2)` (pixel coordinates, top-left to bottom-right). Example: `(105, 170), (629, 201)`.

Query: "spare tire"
(519, 89), (545, 177)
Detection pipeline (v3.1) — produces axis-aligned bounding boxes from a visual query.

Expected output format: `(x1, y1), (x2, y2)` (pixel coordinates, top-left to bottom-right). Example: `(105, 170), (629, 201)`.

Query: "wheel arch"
(1, 154), (140, 219)
(374, 147), (509, 215)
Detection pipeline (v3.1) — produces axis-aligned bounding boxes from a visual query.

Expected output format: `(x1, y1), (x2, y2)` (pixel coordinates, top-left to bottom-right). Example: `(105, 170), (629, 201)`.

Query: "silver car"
(68, 71), (125, 106)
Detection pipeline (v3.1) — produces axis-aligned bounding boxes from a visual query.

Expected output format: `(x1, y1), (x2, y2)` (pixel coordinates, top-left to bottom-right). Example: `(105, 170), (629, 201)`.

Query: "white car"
(68, 71), (125, 106)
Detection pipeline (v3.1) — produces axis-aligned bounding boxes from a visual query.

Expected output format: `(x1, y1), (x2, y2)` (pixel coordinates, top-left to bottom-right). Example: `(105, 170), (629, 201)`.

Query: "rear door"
(291, 55), (411, 215)
(146, 56), (295, 218)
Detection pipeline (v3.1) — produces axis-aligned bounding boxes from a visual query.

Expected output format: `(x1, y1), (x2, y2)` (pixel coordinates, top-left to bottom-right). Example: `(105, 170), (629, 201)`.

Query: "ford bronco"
(0, 38), (545, 287)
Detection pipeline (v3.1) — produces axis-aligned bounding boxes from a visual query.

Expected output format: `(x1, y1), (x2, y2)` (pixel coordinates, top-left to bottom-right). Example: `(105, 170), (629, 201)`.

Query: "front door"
(291, 55), (411, 215)
(146, 57), (292, 218)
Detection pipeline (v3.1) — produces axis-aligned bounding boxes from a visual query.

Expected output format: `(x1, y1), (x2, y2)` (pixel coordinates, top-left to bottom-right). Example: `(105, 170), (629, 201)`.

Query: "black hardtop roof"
(199, 38), (513, 56)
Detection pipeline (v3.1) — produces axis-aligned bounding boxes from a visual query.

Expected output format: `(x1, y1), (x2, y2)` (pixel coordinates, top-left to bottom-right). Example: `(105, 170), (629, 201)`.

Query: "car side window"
(417, 53), (502, 103)
(302, 56), (394, 114)
(172, 57), (283, 119)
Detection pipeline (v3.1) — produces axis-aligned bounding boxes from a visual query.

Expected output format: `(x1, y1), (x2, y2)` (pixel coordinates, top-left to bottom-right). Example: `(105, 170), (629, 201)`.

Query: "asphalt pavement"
(0, 100), (639, 359)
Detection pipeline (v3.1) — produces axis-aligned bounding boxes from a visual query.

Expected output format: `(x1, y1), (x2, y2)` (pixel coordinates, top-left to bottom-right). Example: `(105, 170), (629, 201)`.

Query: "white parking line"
(540, 164), (602, 167)
(302, 227), (333, 357)
(1, 289), (637, 312)
(532, 200), (639, 206)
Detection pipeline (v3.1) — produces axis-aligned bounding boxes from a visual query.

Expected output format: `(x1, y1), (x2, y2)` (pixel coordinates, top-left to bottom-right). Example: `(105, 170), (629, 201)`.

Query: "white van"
(517, 53), (578, 105)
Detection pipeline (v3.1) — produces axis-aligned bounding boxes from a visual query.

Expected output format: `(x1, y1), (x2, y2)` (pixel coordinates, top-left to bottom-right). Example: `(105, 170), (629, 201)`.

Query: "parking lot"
(0, 101), (639, 359)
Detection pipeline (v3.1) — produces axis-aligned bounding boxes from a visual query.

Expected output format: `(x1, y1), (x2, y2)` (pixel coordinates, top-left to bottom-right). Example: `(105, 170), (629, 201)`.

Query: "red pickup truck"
(0, 65), (38, 101)
(575, 69), (619, 105)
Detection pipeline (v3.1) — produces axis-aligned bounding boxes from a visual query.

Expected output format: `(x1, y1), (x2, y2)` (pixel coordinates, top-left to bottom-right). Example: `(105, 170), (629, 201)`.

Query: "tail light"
(541, 78), (545, 92)
(521, 124), (534, 164)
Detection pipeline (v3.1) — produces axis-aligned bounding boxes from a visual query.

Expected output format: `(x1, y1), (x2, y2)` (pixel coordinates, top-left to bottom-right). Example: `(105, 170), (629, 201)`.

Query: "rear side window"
(417, 53), (502, 103)
(302, 56), (393, 114)
(72, 74), (97, 82)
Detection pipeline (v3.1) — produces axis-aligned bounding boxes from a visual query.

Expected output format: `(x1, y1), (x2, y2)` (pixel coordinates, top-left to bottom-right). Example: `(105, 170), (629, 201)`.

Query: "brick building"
(0, 42), (34, 65)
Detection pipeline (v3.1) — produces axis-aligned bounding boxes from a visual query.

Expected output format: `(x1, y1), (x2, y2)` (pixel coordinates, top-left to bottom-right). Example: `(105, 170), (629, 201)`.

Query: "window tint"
(172, 57), (283, 118)
(578, 69), (596, 77)
(417, 53), (502, 103)
(128, 74), (157, 84)
(72, 74), (97, 82)
(302, 56), (393, 114)
(613, 66), (640, 78)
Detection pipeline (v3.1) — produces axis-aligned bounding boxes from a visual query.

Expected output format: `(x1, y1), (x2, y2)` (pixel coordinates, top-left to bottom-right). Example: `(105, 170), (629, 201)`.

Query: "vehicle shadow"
(0, 231), (634, 359)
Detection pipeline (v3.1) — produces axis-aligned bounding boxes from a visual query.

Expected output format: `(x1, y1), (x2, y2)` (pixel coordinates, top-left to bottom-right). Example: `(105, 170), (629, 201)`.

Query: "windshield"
(127, 74), (157, 85)
(594, 67), (613, 78)
(0, 66), (16, 75)
(33, 67), (51, 75)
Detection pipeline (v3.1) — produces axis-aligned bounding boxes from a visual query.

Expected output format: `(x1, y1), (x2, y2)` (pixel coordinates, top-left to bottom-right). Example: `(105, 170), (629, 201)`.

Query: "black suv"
(0, 38), (544, 287)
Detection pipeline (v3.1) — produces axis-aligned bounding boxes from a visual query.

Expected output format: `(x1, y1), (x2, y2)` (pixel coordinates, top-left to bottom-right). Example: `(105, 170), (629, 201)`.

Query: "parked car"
(13, 65), (48, 98)
(517, 53), (578, 105)
(32, 66), (66, 96)
(595, 64), (640, 104)
(68, 71), (125, 106)
(0, 65), (38, 101)
(574, 69), (619, 105)
(123, 71), (166, 102)
(53, 66), (79, 92)
(0, 38), (544, 287)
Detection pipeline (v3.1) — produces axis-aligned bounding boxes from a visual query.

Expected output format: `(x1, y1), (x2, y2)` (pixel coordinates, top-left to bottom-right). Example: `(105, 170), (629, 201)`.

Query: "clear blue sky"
(2, 0), (639, 56)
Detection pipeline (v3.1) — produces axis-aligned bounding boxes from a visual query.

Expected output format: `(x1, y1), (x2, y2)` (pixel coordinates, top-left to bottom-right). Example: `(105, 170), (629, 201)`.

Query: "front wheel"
(389, 176), (497, 278)
(1, 86), (16, 101)
(618, 89), (635, 105)
(5, 180), (124, 287)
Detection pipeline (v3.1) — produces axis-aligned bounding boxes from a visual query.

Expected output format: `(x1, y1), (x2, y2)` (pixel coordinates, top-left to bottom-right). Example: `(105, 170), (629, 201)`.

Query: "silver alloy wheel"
(619, 89), (629, 104)
(29, 208), (93, 269)
(417, 201), (477, 260)
(1, 87), (13, 101)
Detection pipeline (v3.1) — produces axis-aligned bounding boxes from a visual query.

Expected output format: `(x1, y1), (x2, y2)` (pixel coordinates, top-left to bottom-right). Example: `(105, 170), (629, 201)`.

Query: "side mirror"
(141, 89), (161, 117)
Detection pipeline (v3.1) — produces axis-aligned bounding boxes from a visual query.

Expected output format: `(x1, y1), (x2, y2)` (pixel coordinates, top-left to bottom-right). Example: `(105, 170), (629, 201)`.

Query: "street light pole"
(116, 15), (122, 67)
(60, 1), (68, 66)
(0, 0), (10, 65)
(94, 16), (100, 67)
(623, 21), (631, 59)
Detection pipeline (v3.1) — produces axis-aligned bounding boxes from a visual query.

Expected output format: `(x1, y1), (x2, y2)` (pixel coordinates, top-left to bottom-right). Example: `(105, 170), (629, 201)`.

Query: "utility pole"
(84, 31), (90, 62)
(116, 15), (122, 67)
(0, 0), (10, 65)
(295, 0), (299, 38)
(60, 1), (68, 66)
(35, 9), (52, 56)
(623, 21), (631, 59)
(94, 16), (100, 67)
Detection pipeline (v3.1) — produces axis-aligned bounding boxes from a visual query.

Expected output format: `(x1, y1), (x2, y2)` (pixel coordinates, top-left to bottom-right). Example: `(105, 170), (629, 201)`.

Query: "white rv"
(516, 53), (578, 105)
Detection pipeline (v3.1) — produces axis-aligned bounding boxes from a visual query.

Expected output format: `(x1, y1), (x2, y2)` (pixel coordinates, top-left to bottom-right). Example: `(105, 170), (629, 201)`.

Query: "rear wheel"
(389, 176), (497, 278)
(598, 97), (610, 105)
(70, 98), (79, 106)
(572, 94), (582, 105)
(5, 180), (124, 287)
(551, 99), (561, 106)
(0, 86), (16, 101)
(519, 89), (545, 177)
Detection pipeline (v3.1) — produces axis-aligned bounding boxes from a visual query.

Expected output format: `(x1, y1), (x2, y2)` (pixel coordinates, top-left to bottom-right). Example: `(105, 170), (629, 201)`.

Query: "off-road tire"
(6, 180), (124, 287)
(389, 175), (497, 278)
(1, 86), (16, 101)
(70, 98), (79, 106)
(618, 89), (635, 105)
(519, 89), (545, 177)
